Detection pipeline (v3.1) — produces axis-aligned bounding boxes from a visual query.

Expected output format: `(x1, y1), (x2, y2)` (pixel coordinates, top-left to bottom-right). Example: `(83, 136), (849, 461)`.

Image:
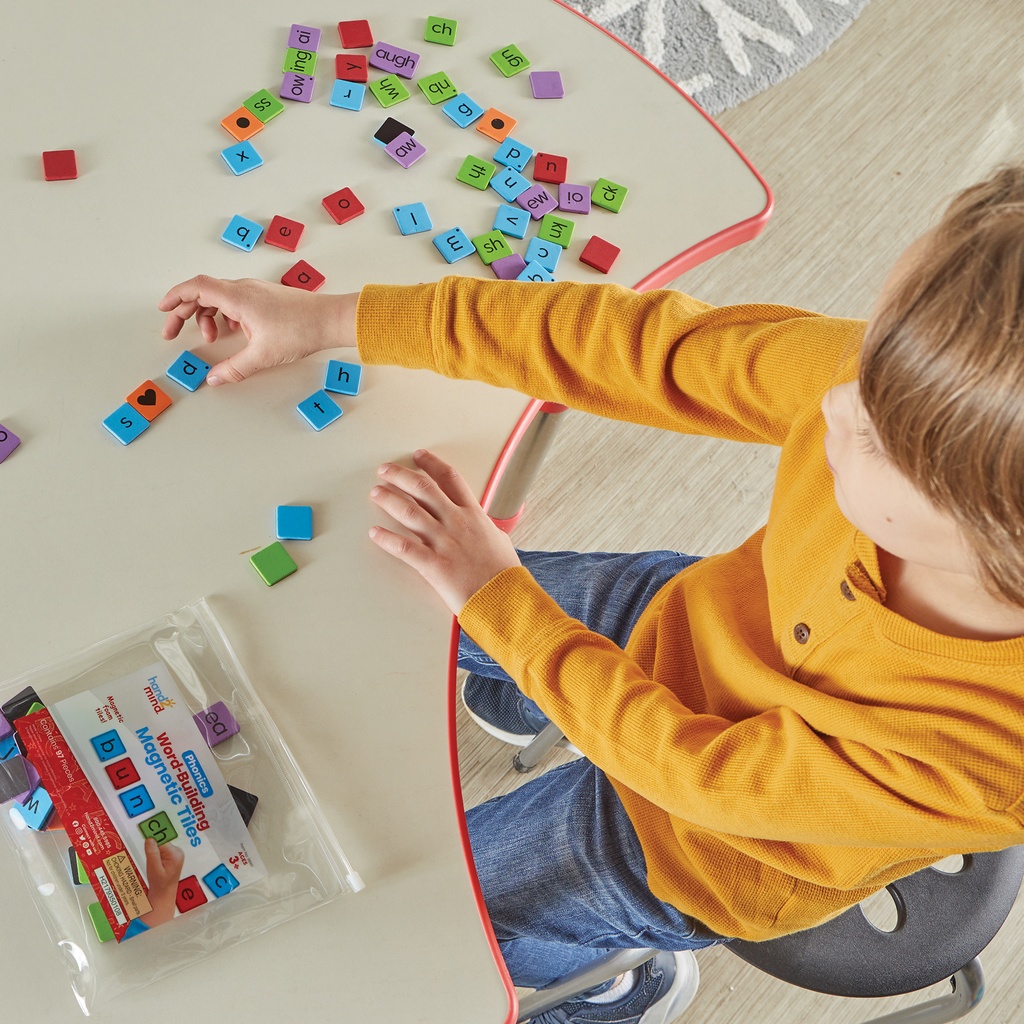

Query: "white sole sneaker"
(639, 951), (700, 1024)
(461, 676), (582, 754)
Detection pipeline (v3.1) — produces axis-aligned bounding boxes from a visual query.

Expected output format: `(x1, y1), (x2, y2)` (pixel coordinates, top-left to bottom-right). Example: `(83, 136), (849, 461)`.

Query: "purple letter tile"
(516, 184), (558, 220)
(385, 131), (427, 168)
(491, 253), (528, 280)
(193, 701), (240, 747)
(558, 182), (591, 214)
(530, 71), (564, 99)
(368, 42), (420, 79)
(0, 424), (21, 464)
(281, 73), (315, 103)
(288, 23), (321, 51)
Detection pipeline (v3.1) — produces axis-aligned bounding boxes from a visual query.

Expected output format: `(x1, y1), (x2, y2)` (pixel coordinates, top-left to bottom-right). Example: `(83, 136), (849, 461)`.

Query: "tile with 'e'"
(127, 380), (172, 420)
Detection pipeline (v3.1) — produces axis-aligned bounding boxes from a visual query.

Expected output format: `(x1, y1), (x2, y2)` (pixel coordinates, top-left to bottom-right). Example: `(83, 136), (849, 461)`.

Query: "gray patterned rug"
(564, 0), (871, 115)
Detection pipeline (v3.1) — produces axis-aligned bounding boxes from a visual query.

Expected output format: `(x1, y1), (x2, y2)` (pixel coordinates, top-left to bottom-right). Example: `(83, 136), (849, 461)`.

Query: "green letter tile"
(425, 16), (458, 45)
(283, 47), (318, 76)
(250, 542), (298, 586)
(538, 213), (575, 248)
(418, 71), (458, 104)
(490, 44), (530, 77)
(370, 74), (411, 108)
(456, 155), (496, 190)
(244, 89), (284, 123)
(592, 178), (629, 214)
(471, 230), (514, 265)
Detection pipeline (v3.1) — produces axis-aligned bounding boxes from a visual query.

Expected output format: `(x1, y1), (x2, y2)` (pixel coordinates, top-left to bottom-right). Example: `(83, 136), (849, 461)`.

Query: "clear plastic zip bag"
(0, 598), (362, 1015)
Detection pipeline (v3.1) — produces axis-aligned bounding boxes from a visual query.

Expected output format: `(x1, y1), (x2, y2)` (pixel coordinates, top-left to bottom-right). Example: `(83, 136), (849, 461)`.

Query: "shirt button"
(840, 580), (856, 601)
(793, 623), (811, 644)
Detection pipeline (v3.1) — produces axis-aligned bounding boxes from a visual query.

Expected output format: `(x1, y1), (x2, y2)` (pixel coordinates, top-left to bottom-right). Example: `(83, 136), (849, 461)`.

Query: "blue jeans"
(460, 550), (729, 990)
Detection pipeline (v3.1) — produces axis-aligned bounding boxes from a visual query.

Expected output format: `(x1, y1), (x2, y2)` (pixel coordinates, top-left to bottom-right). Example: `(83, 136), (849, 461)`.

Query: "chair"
(515, 846), (1024, 1023)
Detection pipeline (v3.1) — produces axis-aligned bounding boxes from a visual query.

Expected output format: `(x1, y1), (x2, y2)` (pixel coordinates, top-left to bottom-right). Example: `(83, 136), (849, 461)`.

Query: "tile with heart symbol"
(126, 380), (172, 421)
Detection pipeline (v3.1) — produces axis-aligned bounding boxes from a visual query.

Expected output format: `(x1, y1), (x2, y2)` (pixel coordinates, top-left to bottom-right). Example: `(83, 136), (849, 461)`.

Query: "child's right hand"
(158, 275), (358, 387)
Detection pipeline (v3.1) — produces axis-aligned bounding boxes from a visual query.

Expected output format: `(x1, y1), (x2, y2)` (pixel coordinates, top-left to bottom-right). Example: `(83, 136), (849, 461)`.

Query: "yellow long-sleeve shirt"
(356, 278), (1024, 941)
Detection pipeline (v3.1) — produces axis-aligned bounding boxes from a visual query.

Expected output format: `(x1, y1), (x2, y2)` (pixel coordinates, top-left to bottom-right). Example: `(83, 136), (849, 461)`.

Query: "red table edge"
(448, 5), (775, 1020)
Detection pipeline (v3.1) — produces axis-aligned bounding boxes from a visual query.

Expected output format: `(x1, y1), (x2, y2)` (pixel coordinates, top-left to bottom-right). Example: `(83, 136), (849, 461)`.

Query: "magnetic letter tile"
(336, 54), (368, 81)
(525, 237), (562, 273)
(322, 187), (365, 225)
(491, 253), (527, 280)
(220, 140), (263, 175)
(369, 74), (411, 108)
(250, 542), (298, 586)
(0, 734), (17, 761)
(288, 23), (321, 51)
(167, 351), (211, 391)
(265, 215), (304, 251)
(386, 132), (426, 168)
(103, 403), (150, 445)
(243, 88), (284, 123)
(220, 107), (263, 142)
(229, 785), (259, 826)
(456, 155), (496, 190)
(338, 19), (374, 48)
(530, 70), (564, 99)
(538, 213), (575, 249)
(203, 863), (240, 897)
(374, 117), (414, 146)
(324, 359), (363, 395)
(579, 235), (621, 274)
(534, 153), (568, 184)
(425, 16), (458, 45)
(0, 425), (21, 464)
(281, 259), (325, 292)
(276, 505), (314, 542)
(297, 390), (343, 430)
(494, 204), (530, 239)
(194, 700), (241, 744)
(88, 902), (115, 942)
(393, 202), (432, 235)
(283, 48), (318, 77)
(42, 149), (77, 181)
(221, 214), (263, 251)
(418, 71), (458, 104)
(516, 184), (558, 219)
(138, 810), (177, 845)
(68, 847), (89, 886)
(558, 182), (592, 214)
(1, 688), (40, 725)
(127, 377), (173, 421)
(18, 786), (54, 830)
(0, 711), (12, 740)
(119, 784), (155, 818)
(432, 227), (474, 263)
(490, 44), (531, 77)
(369, 42), (420, 79)
(476, 108), (516, 143)
(441, 93), (484, 128)
(472, 230), (514, 266)
(490, 168), (531, 203)
(176, 876), (209, 914)
(517, 261), (556, 282)
(281, 73), (315, 103)
(493, 138), (534, 172)
(105, 757), (141, 790)
(0, 755), (29, 803)
(592, 178), (628, 213)
(330, 79), (365, 111)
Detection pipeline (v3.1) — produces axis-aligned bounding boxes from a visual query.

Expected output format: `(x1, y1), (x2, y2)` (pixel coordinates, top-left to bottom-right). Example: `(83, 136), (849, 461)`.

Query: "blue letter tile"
(525, 237), (562, 273)
(102, 403), (150, 445)
(494, 204), (530, 239)
(221, 214), (263, 251)
(441, 92), (484, 127)
(432, 227), (474, 264)
(90, 729), (127, 762)
(392, 202), (432, 236)
(517, 261), (555, 282)
(203, 863), (240, 897)
(330, 80), (365, 111)
(220, 140), (263, 175)
(119, 784), (155, 818)
(297, 390), (342, 430)
(493, 138), (534, 171)
(489, 168), (531, 203)
(167, 351), (211, 391)
(324, 359), (362, 396)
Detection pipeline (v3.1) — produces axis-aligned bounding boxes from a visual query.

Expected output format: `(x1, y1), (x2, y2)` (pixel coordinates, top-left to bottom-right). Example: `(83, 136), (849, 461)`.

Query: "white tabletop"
(0, 2), (769, 1020)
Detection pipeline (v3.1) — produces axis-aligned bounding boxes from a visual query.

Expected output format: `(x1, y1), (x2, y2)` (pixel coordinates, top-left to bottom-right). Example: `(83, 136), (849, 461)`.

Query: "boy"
(159, 165), (1024, 1024)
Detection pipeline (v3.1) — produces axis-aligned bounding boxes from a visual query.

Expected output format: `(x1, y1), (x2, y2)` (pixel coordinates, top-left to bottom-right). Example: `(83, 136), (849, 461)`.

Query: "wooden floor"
(456, 0), (1024, 1021)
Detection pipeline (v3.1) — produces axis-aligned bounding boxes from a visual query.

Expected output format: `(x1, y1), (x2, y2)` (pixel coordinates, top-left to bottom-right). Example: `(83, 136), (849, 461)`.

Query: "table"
(0, 2), (770, 1020)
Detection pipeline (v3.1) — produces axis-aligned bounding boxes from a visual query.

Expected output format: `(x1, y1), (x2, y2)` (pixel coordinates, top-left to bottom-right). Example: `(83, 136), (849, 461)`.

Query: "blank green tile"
(88, 902), (115, 943)
(250, 542), (297, 586)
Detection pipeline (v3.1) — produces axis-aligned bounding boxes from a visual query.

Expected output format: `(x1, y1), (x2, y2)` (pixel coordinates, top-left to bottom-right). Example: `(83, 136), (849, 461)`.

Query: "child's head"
(857, 165), (1024, 606)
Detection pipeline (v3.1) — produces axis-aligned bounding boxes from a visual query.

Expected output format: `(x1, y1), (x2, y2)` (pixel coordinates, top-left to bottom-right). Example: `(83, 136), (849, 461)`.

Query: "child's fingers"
(375, 462), (450, 520)
(413, 449), (479, 507)
(368, 524), (432, 573)
(370, 482), (439, 535)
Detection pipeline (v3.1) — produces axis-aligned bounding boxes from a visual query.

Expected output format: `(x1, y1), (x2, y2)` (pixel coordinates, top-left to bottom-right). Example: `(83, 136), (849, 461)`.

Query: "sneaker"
(527, 951), (699, 1024)
(461, 673), (554, 746)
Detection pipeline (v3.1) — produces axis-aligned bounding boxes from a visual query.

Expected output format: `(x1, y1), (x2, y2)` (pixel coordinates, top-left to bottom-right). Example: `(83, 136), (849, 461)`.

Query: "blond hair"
(860, 165), (1024, 606)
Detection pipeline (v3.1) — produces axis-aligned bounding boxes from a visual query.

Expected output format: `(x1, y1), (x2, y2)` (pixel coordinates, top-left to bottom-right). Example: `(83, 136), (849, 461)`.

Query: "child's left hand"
(369, 450), (521, 616)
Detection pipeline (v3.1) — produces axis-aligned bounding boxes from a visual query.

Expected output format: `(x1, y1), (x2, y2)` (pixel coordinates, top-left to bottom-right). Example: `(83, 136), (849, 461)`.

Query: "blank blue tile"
(493, 138), (534, 171)
(393, 202), (432, 236)
(167, 350), (211, 391)
(330, 80), (365, 111)
(324, 359), (362, 395)
(221, 214), (263, 251)
(489, 168), (531, 203)
(297, 390), (342, 430)
(102, 403), (150, 445)
(220, 139), (263, 175)
(432, 227), (474, 263)
(525, 237), (562, 273)
(441, 92), (484, 127)
(494, 204), (530, 239)
(277, 504), (313, 541)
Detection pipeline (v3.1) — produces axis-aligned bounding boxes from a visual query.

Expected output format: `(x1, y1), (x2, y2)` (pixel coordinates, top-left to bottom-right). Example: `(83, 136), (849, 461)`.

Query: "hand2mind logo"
(145, 676), (176, 714)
